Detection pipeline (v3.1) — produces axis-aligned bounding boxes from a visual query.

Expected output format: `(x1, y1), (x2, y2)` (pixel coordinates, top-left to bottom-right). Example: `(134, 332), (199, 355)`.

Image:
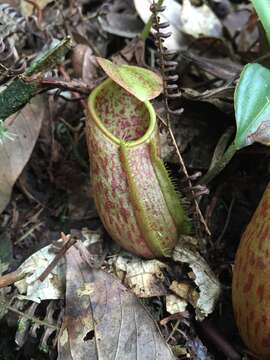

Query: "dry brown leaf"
(111, 38), (146, 67)
(134, 0), (222, 50)
(114, 253), (169, 297)
(20, 0), (53, 16)
(0, 0), (19, 6)
(134, 0), (183, 50)
(166, 294), (187, 315)
(181, 0), (222, 39)
(172, 235), (221, 321)
(0, 95), (46, 214)
(99, 13), (143, 38)
(58, 245), (174, 360)
(169, 281), (199, 307)
(14, 243), (65, 302)
(72, 45), (100, 86)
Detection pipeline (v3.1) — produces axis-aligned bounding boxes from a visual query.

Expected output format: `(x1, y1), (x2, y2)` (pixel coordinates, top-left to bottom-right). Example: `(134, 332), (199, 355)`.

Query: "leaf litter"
(113, 252), (169, 298)
(58, 244), (174, 360)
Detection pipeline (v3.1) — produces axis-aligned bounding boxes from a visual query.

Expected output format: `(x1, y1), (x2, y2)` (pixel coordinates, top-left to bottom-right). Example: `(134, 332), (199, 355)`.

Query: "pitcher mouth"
(88, 78), (156, 148)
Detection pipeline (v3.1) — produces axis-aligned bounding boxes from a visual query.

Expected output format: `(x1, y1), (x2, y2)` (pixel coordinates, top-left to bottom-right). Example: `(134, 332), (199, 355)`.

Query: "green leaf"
(25, 36), (72, 77)
(234, 63), (270, 149)
(251, 0), (270, 44)
(96, 57), (163, 101)
(200, 63), (270, 185)
(0, 36), (72, 122)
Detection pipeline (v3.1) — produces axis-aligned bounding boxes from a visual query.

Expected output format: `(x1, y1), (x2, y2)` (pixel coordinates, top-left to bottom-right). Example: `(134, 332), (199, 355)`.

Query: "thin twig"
(38, 233), (76, 282)
(0, 271), (26, 289)
(166, 319), (181, 342)
(24, 0), (43, 24)
(14, 222), (43, 245)
(39, 77), (97, 94)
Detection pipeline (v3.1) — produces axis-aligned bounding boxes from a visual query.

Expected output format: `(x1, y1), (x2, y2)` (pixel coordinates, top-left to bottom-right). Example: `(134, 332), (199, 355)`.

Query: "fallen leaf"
(13, 229), (104, 303)
(134, 0), (184, 50)
(0, 1), (19, 6)
(111, 38), (146, 67)
(172, 235), (221, 321)
(72, 45), (100, 86)
(223, 8), (251, 39)
(58, 245), (174, 360)
(187, 337), (212, 360)
(21, 0), (53, 16)
(96, 57), (162, 101)
(0, 231), (13, 275)
(0, 95), (46, 214)
(15, 302), (39, 347)
(99, 13), (143, 38)
(234, 63), (270, 149)
(114, 252), (169, 297)
(182, 86), (234, 113)
(15, 243), (65, 302)
(181, 0), (222, 39)
(98, 0), (143, 39)
(166, 294), (187, 315)
(181, 51), (242, 80)
(223, 7), (258, 53)
(134, 0), (222, 50)
(0, 292), (9, 320)
(169, 281), (199, 307)
(171, 345), (188, 358)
